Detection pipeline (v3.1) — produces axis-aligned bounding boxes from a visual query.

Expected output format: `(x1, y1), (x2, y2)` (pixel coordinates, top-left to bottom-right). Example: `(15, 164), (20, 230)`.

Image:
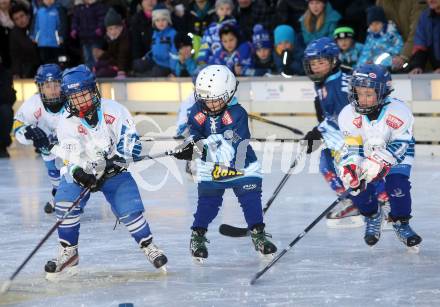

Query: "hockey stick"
(219, 144), (307, 237)
(249, 114), (304, 136)
(250, 189), (352, 285)
(0, 187), (91, 295)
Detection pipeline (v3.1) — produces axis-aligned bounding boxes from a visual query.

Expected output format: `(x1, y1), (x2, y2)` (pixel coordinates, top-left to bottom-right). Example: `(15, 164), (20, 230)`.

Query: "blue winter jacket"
(412, 8), (440, 67)
(31, 4), (66, 47)
(209, 41), (253, 73)
(299, 3), (341, 45)
(150, 27), (178, 69)
(339, 42), (364, 68)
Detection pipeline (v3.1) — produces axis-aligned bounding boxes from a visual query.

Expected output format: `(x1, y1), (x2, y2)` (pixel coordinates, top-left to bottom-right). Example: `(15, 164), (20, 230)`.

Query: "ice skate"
(364, 207), (383, 246)
(190, 228), (209, 264)
(140, 238), (168, 272)
(392, 219), (422, 253)
(250, 224), (277, 259)
(45, 244), (79, 280)
(326, 198), (364, 229)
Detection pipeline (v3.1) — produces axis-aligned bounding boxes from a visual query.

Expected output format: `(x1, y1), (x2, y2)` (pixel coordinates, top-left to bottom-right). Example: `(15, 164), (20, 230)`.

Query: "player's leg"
(350, 184), (383, 246)
(190, 184), (225, 261)
(43, 159), (60, 214)
(385, 173), (422, 248)
(45, 176), (90, 278)
(101, 172), (167, 270)
(233, 178), (277, 256)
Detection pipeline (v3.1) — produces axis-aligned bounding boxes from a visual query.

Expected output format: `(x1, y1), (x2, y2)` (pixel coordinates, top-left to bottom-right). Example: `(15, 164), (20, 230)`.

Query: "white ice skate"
(45, 244), (79, 281)
(141, 239), (168, 272)
(326, 198), (364, 229)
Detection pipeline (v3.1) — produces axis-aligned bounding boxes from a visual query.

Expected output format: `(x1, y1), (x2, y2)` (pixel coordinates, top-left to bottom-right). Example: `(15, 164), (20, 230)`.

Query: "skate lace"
(191, 234), (209, 250)
(143, 244), (164, 261)
(252, 231), (272, 247)
(58, 246), (77, 264)
(365, 211), (382, 235)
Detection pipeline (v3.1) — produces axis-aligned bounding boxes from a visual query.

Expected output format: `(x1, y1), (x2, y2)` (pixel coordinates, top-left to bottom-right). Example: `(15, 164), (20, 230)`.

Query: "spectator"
(0, 57), (16, 158)
(31, 0), (68, 64)
(171, 32), (197, 77)
(71, 0), (108, 69)
(244, 24), (276, 76)
(276, 0), (307, 33)
(299, 0), (341, 45)
(0, 0), (15, 68)
(196, 0), (236, 66)
(185, 0), (215, 37)
(130, 0), (156, 69)
(333, 26), (363, 69)
(233, 0), (276, 42)
(209, 23), (252, 76)
(408, 0), (440, 74)
(8, 4), (40, 78)
(357, 6), (403, 68)
(377, 0), (427, 72)
(94, 8), (131, 78)
(132, 3), (177, 77)
(273, 24), (305, 75)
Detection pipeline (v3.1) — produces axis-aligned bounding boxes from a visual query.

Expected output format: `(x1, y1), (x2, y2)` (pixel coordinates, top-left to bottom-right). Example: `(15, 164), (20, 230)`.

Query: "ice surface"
(1, 144), (440, 307)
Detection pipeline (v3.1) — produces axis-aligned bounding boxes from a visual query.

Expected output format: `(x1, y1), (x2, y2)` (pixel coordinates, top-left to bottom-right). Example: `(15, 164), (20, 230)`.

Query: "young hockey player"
(337, 63), (422, 250)
(44, 65), (167, 278)
(13, 64), (65, 214)
(173, 64), (277, 262)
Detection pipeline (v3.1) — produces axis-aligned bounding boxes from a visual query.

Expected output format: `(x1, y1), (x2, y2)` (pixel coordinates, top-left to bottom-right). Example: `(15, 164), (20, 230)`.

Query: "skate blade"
(258, 253), (275, 261)
(192, 257), (206, 264)
(45, 266), (79, 281)
(158, 265), (167, 273)
(326, 215), (364, 229)
(407, 245), (420, 254)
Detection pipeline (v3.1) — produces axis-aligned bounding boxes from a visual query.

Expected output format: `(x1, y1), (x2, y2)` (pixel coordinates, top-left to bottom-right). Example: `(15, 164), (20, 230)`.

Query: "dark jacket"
(276, 0), (307, 33)
(71, 2), (108, 43)
(9, 26), (40, 78)
(0, 65), (16, 106)
(129, 10), (153, 60)
(234, 0), (276, 41)
(185, 0), (215, 37)
(98, 28), (131, 73)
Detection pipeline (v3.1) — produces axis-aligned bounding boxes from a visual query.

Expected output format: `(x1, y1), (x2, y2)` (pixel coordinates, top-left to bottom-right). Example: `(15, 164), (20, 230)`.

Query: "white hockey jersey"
(55, 99), (142, 176)
(13, 94), (65, 161)
(338, 97), (415, 168)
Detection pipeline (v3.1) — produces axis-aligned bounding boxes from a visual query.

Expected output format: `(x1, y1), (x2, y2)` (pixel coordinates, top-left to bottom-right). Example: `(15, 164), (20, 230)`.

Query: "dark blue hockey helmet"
(35, 64), (64, 112)
(61, 64), (101, 118)
(349, 64), (393, 115)
(303, 37), (340, 83)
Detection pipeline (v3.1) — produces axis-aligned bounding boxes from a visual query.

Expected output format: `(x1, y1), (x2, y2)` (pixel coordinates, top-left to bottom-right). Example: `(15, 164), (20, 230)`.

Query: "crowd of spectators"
(0, 0), (439, 79)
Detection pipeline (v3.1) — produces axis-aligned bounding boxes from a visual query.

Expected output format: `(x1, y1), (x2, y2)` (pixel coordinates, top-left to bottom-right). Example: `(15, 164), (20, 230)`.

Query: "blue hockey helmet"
(35, 64), (63, 112)
(349, 64), (393, 115)
(303, 37), (340, 83)
(61, 64), (101, 118)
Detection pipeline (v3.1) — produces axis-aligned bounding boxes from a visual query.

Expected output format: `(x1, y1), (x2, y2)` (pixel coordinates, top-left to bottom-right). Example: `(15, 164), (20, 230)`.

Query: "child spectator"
(244, 24), (276, 76)
(409, 0), (440, 74)
(186, 0), (215, 37)
(31, 0), (67, 64)
(197, 0), (236, 66)
(71, 0), (108, 69)
(357, 6), (403, 68)
(209, 23), (252, 76)
(299, 0), (341, 45)
(93, 8), (131, 78)
(132, 3), (177, 77)
(171, 32), (197, 77)
(333, 26), (363, 69)
(273, 24), (304, 76)
(8, 4), (40, 78)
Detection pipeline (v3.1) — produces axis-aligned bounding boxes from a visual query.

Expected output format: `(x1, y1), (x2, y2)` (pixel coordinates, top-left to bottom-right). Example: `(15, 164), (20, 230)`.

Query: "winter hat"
(306, 0), (327, 3)
(152, 3), (172, 25)
(104, 8), (123, 27)
(367, 6), (387, 26)
(333, 26), (354, 39)
(174, 32), (193, 49)
(215, 0), (234, 11)
(252, 24), (272, 49)
(274, 25), (295, 46)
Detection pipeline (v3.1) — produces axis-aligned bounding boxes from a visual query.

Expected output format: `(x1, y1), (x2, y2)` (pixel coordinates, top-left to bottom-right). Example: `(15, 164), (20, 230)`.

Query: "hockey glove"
(360, 151), (393, 183)
(302, 126), (322, 154)
(72, 167), (97, 189)
(104, 155), (127, 176)
(24, 126), (50, 151)
(173, 138), (206, 161)
(339, 155), (365, 196)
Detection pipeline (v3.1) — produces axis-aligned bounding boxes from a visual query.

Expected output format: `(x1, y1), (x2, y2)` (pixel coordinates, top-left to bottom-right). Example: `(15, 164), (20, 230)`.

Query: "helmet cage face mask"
(37, 79), (63, 112)
(349, 77), (388, 115)
(303, 55), (338, 83)
(194, 81), (238, 116)
(65, 85), (101, 118)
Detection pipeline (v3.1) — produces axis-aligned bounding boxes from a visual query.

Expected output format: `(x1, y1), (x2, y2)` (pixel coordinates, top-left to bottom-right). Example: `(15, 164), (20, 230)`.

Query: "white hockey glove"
(360, 149), (394, 183)
(338, 155), (365, 196)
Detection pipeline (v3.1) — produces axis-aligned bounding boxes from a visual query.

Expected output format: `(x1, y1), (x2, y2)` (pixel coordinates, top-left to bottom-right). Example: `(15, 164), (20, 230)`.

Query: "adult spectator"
(0, 0), (15, 68)
(9, 3), (39, 78)
(233, 0), (276, 41)
(185, 0), (215, 37)
(275, 0), (307, 33)
(409, 0), (440, 74)
(377, 0), (427, 72)
(0, 57), (16, 158)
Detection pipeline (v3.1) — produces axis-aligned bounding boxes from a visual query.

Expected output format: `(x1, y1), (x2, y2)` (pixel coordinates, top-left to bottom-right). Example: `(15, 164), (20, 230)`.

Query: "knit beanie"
(104, 8), (123, 27)
(152, 3), (172, 25)
(274, 25), (295, 46)
(367, 6), (387, 25)
(333, 26), (354, 39)
(252, 24), (272, 49)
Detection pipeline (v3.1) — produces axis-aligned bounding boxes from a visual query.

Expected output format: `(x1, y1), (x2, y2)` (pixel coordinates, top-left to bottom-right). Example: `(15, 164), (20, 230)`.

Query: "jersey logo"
(386, 114), (404, 129)
(194, 112), (207, 125)
(104, 113), (116, 124)
(34, 108), (42, 120)
(318, 86), (328, 100)
(353, 116), (362, 128)
(211, 164), (243, 181)
(77, 125), (87, 135)
(221, 111), (233, 125)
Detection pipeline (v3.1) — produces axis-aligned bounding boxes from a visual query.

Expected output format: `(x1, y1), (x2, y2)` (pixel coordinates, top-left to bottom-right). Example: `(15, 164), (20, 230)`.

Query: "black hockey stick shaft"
(219, 146), (307, 237)
(249, 114), (304, 136)
(0, 188), (91, 295)
(250, 189), (352, 285)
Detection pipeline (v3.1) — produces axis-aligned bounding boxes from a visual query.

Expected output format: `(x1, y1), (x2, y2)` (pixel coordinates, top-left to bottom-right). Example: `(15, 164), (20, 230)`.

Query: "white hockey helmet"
(194, 65), (238, 115)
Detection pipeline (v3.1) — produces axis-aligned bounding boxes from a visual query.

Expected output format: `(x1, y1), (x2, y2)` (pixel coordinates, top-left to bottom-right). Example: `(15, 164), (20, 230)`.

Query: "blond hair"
(303, 9), (325, 33)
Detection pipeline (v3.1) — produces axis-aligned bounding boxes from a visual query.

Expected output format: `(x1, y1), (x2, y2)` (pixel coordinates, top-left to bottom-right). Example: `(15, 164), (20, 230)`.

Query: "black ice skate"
(392, 218), (422, 252)
(190, 228), (209, 263)
(44, 199), (55, 214)
(140, 237), (168, 272)
(250, 224), (277, 258)
(45, 243), (79, 280)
